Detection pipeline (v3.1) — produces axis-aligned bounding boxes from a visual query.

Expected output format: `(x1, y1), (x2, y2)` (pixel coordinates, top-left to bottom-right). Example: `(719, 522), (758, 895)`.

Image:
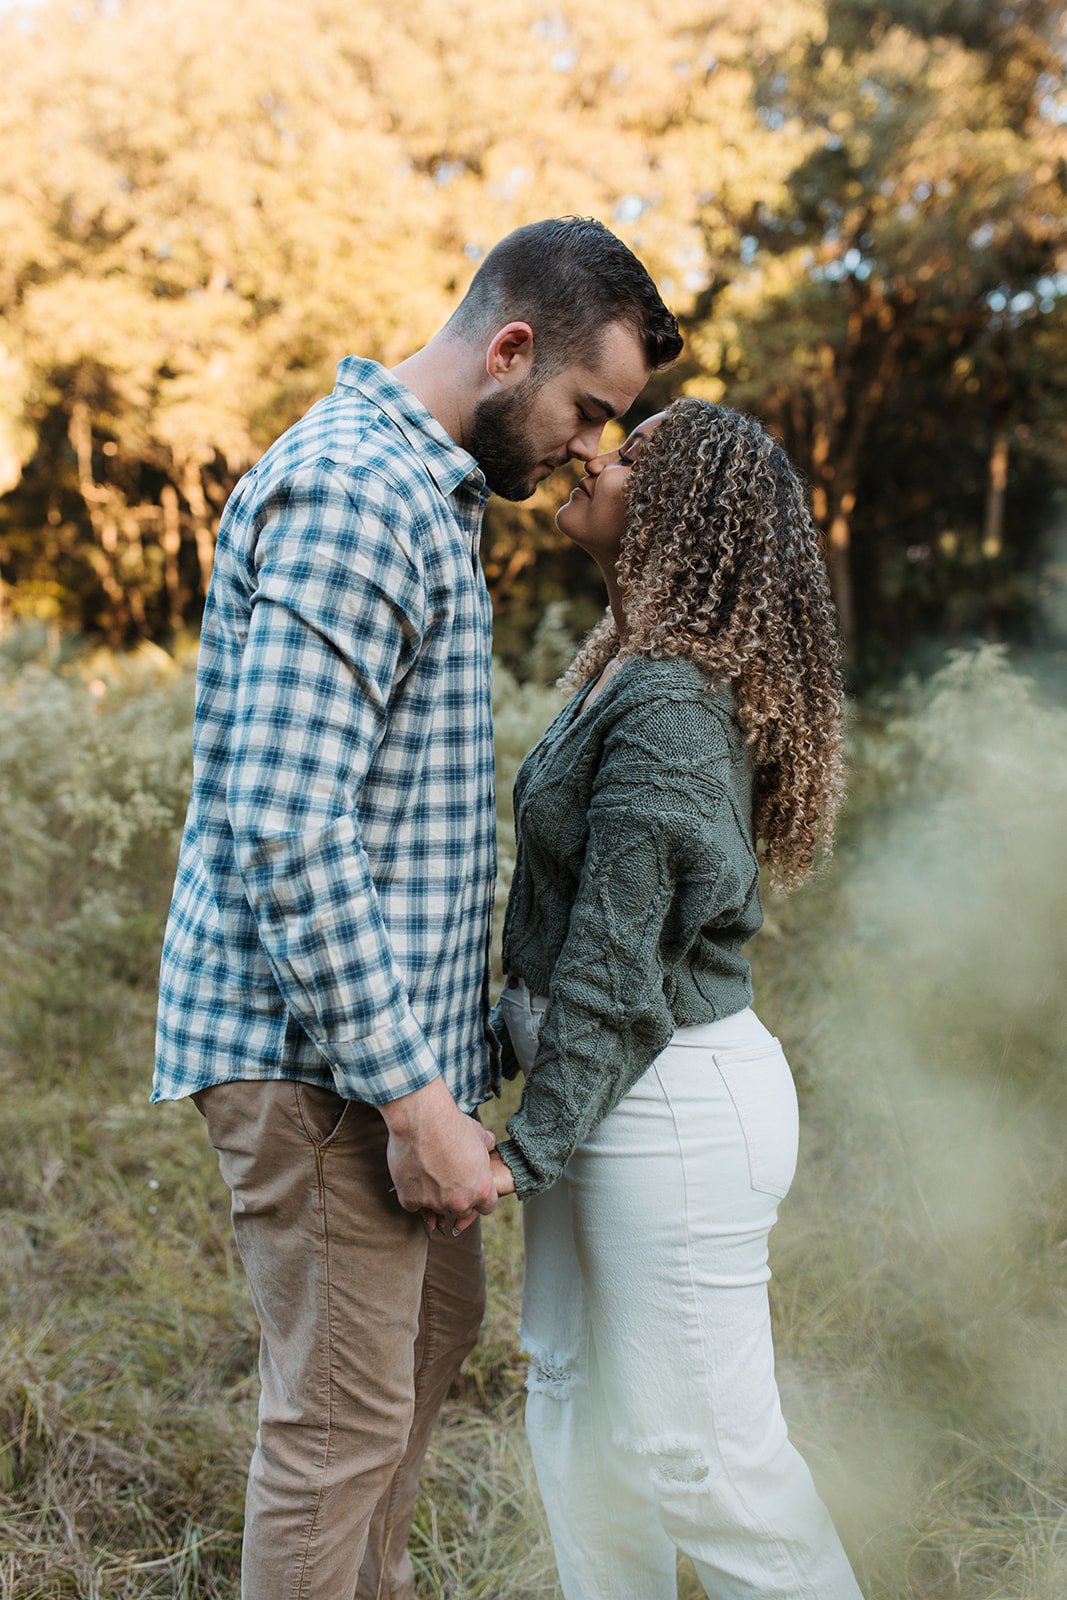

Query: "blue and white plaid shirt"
(154, 358), (498, 1112)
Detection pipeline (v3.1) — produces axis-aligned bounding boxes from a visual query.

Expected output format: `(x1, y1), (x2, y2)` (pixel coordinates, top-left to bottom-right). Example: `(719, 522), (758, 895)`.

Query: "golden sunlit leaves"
(0, 0), (1064, 657)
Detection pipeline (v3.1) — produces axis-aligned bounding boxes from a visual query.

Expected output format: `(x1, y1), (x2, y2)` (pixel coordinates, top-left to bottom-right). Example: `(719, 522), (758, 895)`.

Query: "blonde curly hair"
(562, 397), (845, 890)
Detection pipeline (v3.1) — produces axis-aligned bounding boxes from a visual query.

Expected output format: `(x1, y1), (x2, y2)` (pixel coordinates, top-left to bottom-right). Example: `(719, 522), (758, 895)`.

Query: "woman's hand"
(490, 1149), (516, 1197)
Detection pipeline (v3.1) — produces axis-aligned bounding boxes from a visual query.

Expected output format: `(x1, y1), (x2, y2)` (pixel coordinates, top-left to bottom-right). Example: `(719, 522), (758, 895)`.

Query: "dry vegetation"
(1, 630), (1066, 1598)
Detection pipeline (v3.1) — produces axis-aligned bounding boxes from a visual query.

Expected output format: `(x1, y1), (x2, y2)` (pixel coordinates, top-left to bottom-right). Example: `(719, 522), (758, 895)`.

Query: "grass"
(2, 636), (1066, 1597)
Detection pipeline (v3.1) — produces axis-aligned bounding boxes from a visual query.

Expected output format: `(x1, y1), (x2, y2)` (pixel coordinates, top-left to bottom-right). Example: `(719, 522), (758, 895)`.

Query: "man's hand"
(380, 1076), (498, 1236)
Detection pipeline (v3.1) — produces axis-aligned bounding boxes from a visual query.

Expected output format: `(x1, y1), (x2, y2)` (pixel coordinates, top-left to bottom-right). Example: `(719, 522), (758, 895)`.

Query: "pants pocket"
(712, 1043), (799, 1199)
(294, 1081), (354, 1147)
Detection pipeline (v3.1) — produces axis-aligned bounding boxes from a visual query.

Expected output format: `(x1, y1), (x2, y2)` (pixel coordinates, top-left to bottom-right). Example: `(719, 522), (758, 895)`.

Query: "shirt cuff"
(322, 1006), (441, 1103)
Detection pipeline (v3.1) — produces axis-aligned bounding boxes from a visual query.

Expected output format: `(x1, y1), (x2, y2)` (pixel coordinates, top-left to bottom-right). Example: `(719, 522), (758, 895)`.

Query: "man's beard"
(467, 379), (547, 501)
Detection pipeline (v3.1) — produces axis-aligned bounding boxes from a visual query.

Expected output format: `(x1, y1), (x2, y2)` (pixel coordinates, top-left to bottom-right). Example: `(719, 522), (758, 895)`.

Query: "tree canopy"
(1, 0), (1064, 675)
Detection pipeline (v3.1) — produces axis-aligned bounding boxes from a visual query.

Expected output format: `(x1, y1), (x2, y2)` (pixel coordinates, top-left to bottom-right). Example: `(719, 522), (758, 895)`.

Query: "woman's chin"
(554, 499), (583, 540)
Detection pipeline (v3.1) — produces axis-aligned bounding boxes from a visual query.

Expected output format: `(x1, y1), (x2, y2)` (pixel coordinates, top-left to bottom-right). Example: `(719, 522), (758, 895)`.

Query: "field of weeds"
(2, 631), (1065, 1599)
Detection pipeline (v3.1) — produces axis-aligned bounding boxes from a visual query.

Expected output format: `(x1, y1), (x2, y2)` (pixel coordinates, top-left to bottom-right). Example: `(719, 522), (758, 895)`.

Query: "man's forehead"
(574, 321), (651, 418)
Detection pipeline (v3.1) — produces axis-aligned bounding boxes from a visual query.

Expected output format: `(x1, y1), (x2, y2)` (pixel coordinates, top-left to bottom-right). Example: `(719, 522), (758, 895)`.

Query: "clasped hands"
(419, 1148), (515, 1235)
(381, 1075), (515, 1239)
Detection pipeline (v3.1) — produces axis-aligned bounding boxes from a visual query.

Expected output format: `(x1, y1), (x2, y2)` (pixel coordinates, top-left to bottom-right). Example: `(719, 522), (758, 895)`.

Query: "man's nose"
(568, 421), (606, 462)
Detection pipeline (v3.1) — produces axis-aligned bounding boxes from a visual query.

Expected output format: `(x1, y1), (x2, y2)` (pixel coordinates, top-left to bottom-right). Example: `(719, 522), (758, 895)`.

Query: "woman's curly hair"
(562, 397), (845, 891)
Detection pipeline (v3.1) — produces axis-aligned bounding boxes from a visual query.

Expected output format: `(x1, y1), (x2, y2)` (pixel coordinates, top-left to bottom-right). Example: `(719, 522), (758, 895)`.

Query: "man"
(154, 216), (681, 1599)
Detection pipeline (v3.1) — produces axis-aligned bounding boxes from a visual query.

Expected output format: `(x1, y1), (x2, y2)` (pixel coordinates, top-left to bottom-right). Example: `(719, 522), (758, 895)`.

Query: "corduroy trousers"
(194, 1078), (485, 1600)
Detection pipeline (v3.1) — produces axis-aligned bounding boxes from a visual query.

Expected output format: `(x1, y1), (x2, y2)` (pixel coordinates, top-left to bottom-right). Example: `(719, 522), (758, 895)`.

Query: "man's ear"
(485, 322), (535, 387)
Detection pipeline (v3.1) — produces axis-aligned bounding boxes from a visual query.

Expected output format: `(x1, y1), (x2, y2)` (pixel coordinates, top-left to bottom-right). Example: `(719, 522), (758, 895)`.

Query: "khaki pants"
(195, 1079), (486, 1600)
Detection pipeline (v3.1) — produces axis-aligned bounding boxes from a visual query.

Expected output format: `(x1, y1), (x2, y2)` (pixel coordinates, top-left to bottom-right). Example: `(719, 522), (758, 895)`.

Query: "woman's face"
(554, 409), (667, 564)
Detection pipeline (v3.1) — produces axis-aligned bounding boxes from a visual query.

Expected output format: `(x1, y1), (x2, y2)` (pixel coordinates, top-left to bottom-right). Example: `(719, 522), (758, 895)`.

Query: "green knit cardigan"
(491, 653), (764, 1199)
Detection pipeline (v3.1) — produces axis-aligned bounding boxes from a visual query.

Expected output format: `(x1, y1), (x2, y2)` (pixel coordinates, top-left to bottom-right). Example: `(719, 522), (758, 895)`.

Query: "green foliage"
(524, 603), (581, 689)
(687, 2), (1067, 661)
(0, 633), (194, 1011)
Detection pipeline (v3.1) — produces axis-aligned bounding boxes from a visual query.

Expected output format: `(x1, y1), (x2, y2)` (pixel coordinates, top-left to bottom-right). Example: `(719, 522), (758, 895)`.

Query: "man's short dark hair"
(446, 217), (682, 375)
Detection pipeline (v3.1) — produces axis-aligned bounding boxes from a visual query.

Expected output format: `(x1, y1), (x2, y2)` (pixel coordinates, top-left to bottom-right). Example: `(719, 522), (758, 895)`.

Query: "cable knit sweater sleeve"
(495, 690), (758, 1198)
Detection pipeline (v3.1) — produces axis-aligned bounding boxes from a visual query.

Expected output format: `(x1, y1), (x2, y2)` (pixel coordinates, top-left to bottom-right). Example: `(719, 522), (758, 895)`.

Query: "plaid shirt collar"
(335, 356), (491, 506)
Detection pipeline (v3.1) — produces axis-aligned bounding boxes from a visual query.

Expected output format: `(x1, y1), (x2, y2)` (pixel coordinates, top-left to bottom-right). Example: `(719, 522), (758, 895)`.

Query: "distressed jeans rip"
(525, 1353), (576, 1398)
(614, 1430), (712, 1489)
(653, 1450), (711, 1490)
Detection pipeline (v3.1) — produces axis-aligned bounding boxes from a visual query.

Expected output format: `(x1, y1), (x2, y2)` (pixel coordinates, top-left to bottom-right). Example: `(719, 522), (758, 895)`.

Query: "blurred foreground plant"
(755, 643), (1067, 1600)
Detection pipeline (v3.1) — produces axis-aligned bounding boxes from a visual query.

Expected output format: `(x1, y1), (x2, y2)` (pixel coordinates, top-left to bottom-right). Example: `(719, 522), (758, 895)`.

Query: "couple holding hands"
(154, 218), (863, 1600)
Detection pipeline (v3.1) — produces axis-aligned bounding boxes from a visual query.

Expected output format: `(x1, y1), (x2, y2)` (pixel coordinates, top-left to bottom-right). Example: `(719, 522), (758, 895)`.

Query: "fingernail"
(451, 1225), (461, 1237)
(388, 1185), (397, 1195)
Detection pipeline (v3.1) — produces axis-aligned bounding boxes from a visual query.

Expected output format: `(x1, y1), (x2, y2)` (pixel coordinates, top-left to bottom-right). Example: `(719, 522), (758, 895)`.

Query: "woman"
(488, 398), (864, 1600)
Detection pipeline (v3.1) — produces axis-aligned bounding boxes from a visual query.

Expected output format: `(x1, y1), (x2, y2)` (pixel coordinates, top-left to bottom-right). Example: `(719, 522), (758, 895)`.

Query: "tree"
(0, 0), (812, 640)
(685, 0), (1067, 662)
(0, 0), (1064, 672)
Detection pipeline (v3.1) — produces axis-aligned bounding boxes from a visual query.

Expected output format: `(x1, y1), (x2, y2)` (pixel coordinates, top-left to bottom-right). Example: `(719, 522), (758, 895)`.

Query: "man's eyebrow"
(582, 394), (619, 422)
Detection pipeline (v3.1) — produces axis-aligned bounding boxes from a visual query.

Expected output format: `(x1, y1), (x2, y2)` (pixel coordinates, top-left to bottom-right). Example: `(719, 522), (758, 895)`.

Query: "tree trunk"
(810, 417), (857, 668)
(983, 431), (1008, 558)
(160, 483), (185, 632)
(181, 458), (217, 598)
(70, 400), (129, 645)
(826, 492), (857, 666)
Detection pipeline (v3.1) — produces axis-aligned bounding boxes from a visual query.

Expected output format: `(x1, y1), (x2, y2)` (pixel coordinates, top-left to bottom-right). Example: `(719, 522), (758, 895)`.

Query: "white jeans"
(500, 981), (864, 1600)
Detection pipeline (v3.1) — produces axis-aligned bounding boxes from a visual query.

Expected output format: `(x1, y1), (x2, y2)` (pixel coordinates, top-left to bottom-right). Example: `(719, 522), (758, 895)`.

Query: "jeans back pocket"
(712, 1043), (799, 1200)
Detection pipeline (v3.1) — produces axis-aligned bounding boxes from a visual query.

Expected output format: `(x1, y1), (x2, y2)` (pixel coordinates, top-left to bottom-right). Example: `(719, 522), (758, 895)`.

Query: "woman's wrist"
(493, 1137), (546, 1201)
